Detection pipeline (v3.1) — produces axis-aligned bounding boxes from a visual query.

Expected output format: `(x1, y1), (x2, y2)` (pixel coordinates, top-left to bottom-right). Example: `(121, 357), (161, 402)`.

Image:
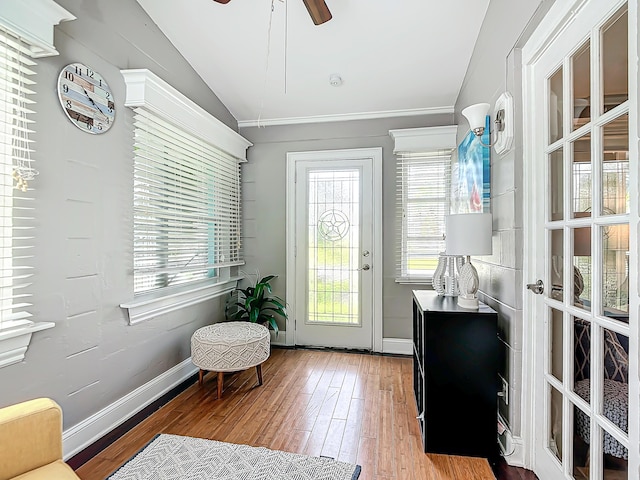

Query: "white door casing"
(286, 148), (383, 351)
(522, 0), (638, 478)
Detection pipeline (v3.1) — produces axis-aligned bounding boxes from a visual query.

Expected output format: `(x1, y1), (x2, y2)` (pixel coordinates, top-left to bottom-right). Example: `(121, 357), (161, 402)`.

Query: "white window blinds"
(396, 151), (452, 282)
(132, 107), (242, 294)
(0, 27), (37, 330)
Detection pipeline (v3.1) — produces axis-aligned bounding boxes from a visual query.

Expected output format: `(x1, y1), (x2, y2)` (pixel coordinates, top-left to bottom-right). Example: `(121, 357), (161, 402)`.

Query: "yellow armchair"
(0, 398), (79, 480)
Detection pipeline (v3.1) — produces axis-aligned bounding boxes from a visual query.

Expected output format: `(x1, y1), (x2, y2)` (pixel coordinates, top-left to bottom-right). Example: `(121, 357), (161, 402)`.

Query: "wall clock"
(57, 63), (115, 134)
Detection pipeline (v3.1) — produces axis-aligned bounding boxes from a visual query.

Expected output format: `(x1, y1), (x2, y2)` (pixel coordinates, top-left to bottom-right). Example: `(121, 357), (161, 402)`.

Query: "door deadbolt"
(362, 250), (370, 257)
(526, 280), (544, 295)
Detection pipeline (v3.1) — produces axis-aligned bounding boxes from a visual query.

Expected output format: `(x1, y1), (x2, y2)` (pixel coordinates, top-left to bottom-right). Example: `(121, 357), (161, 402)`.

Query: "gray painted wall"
(455, 0), (554, 440)
(0, 0), (236, 429)
(0, 0), (557, 455)
(240, 114), (453, 340)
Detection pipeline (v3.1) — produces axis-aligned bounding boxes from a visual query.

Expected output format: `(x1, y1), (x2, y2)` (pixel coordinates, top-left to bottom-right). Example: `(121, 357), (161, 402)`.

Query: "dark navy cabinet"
(412, 290), (499, 461)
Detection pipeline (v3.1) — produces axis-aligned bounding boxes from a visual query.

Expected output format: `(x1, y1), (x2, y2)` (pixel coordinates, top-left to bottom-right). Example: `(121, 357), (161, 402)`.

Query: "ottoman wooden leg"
(256, 364), (263, 386)
(217, 371), (224, 399)
(198, 369), (205, 387)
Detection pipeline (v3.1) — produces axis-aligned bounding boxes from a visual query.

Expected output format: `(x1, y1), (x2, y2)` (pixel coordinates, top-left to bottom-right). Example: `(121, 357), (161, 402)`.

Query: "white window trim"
(389, 125), (457, 284)
(0, 1), (73, 367)
(120, 69), (252, 161)
(120, 69), (251, 324)
(120, 277), (241, 325)
(0, 321), (55, 368)
(0, 0), (75, 58)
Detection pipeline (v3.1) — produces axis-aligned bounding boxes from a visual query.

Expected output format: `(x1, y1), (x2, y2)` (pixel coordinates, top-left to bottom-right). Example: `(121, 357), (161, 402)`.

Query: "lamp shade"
(461, 103), (490, 131)
(445, 213), (492, 255)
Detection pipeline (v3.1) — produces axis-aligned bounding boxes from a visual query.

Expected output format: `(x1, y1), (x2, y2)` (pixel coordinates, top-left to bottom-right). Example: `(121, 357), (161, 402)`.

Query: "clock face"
(57, 63), (115, 134)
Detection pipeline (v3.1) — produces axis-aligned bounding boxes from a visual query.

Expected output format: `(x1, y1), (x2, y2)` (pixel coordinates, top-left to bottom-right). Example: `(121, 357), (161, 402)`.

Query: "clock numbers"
(58, 63), (115, 135)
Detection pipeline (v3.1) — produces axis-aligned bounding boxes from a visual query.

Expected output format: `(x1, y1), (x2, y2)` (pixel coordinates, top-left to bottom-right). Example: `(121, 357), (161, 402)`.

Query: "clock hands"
(81, 86), (110, 121)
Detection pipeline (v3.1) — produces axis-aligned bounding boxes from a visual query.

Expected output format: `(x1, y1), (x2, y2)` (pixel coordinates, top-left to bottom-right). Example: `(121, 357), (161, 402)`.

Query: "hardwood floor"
(75, 348), (523, 479)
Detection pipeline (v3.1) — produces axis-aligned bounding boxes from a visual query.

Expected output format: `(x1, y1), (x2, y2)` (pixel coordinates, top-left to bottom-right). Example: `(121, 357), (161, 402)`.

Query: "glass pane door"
(293, 155), (374, 350)
(531, 2), (633, 479)
(307, 169), (361, 326)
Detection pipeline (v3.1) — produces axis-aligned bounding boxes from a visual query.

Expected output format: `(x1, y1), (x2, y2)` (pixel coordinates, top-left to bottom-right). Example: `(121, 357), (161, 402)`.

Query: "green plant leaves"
(225, 274), (287, 337)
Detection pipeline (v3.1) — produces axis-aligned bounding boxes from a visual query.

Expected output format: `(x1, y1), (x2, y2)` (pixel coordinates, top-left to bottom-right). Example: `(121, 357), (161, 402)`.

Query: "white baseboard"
(498, 418), (526, 468)
(270, 332), (412, 354)
(503, 436), (526, 468)
(270, 329), (293, 347)
(382, 337), (413, 356)
(62, 358), (198, 459)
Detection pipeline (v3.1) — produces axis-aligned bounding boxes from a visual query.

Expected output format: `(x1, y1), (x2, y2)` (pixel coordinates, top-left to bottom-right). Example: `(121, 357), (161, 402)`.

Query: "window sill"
(0, 320), (55, 368)
(395, 277), (433, 285)
(120, 277), (241, 325)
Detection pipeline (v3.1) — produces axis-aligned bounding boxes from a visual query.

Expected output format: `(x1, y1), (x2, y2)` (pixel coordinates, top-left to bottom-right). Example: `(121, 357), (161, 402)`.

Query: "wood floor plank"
(376, 390), (395, 477)
(360, 373), (381, 438)
(75, 349), (513, 480)
(356, 436), (378, 480)
(337, 397), (364, 464)
(321, 418), (347, 459)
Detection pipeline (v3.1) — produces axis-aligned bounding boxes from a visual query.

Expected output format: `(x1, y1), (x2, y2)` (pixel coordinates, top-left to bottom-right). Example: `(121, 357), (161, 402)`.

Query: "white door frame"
(285, 147), (383, 352)
(521, 0), (639, 475)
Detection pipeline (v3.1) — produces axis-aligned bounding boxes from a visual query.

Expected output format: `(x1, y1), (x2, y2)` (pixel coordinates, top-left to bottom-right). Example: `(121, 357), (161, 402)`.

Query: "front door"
(524, 1), (637, 478)
(287, 148), (381, 350)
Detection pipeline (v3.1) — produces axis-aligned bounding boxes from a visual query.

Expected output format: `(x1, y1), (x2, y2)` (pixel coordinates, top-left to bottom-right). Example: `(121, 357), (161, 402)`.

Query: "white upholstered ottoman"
(191, 322), (270, 398)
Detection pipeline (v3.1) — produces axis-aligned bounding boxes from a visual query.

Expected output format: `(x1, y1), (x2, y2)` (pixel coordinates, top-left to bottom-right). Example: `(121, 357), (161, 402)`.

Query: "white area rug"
(107, 433), (361, 480)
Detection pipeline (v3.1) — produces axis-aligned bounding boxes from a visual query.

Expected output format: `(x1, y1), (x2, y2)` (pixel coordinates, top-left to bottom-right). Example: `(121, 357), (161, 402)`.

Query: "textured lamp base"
(457, 295), (479, 309)
(457, 257), (480, 309)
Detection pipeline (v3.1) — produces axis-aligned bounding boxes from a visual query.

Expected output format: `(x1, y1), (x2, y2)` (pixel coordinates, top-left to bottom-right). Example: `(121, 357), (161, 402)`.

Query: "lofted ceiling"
(136, 0), (490, 127)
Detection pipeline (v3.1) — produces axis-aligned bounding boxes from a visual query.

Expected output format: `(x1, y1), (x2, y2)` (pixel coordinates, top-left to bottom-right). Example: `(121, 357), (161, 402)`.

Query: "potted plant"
(225, 274), (287, 336)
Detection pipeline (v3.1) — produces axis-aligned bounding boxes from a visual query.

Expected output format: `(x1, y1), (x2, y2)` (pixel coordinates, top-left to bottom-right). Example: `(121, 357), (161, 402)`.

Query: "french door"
(286, 148), (382, 350)
(524, 0), (638, 478)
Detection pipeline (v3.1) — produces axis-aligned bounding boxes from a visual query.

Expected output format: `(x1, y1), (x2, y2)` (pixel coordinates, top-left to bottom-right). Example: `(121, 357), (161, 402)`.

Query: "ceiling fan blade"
(302, 0), (332, 25)
(212, 0), (231, 4)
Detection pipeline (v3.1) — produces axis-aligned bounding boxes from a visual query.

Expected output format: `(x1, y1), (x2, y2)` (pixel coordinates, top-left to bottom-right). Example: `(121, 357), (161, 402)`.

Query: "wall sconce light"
(461, 92), (514, 155)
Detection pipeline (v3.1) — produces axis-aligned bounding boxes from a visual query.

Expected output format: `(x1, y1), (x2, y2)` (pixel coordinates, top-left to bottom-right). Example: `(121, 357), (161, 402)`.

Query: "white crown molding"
(0, 0), (75, 57)
(120, 69), (252, 161)
(237, 106), (454, 128)
(389, 125), (458, 153)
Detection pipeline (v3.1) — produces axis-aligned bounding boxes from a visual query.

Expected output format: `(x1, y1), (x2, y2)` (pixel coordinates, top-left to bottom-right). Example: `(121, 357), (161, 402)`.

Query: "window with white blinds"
(132, 107), (242, 294)
(0, 27), (37, 331)
(396, 151), (452, 282)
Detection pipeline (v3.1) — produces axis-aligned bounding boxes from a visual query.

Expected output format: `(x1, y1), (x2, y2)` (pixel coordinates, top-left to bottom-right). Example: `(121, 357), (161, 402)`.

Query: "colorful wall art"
(455, 115), (491, 213)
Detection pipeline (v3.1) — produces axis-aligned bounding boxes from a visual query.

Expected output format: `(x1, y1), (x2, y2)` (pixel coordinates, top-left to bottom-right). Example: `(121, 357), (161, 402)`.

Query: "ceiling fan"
(212, 0), (332, 25)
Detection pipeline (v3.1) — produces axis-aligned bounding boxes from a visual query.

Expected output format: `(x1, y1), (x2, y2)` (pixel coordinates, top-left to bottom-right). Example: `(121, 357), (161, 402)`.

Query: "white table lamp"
(445, 213), (492, 309)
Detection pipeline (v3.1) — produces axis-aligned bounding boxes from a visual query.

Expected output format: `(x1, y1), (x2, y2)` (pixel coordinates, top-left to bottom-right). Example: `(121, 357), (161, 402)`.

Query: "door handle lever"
(526, 280), (544, 295)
